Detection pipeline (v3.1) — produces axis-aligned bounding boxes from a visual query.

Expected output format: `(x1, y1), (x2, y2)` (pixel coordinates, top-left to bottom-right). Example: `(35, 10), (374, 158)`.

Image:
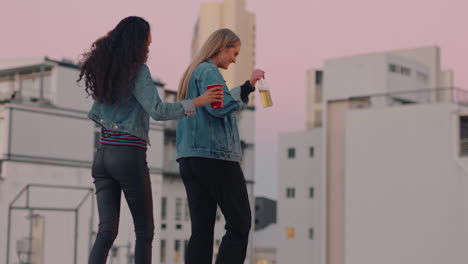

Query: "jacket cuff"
(180, 99), (196, 116)
(240, 80), (255, 102)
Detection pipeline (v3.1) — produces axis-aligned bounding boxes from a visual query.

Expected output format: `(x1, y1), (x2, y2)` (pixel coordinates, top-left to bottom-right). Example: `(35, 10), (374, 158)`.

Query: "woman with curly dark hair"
(78, 16), (223, 264)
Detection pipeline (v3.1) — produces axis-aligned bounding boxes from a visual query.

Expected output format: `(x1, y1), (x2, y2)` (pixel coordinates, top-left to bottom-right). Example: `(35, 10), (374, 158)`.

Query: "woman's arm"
(132, 64), (195, 121)
(197, 69), (250, 118)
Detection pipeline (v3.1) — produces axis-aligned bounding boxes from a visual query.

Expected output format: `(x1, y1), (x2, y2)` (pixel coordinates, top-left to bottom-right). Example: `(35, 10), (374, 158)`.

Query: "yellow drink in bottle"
(259, 90), (273, 107)
(257, 78), (273, 108)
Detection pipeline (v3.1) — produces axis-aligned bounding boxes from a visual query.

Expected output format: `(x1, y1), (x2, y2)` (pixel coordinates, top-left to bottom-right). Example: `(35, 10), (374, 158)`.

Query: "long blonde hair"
(177, 28), (240, 100)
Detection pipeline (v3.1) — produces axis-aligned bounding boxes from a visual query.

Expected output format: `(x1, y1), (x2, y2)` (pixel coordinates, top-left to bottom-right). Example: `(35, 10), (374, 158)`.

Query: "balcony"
(0, 65), (54, 106)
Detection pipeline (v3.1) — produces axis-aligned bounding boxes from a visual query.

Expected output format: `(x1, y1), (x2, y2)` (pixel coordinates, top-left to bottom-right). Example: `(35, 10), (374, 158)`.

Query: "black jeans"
(179, 157), (252, 264)
(89, 145), (154, 264)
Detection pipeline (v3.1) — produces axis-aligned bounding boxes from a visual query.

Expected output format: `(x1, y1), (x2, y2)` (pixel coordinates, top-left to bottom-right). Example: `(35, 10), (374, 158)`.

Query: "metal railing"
(348, 87), (468, 109)
(6, 184), (94, 264)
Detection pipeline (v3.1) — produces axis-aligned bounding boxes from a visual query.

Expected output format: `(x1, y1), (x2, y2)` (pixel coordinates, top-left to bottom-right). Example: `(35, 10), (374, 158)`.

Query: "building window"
(309, 228), (314, 240)
(315, 70), (323, 85)
(460, 116), (468, 156)
(309, 187), (314, 198)
(286, 188), (296, 198)
(215, 239), (221, 251)
(286, 227), (295, 239)
(184, 199), (190, 221)
(161, 223), (167, 230)
(287, 148), (295, 159)
(400, 66), (411, 76)
(176, 224), (182, 230)
(174, 240), (181, 262)
(175, 198), (182, 221)
(389, 63), (411, 76)
(309, 147), (315, 158)
(214, 239), (221, 259)
(216, 207), (222, 222)
(161, 197), (167, 221)
(160, 240), (166, 263)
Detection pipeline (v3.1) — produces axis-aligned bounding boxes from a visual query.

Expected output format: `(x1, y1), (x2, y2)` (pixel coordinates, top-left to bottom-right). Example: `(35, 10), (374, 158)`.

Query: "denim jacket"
(88, 64), (195, 145)
(176, 59), (248, 163)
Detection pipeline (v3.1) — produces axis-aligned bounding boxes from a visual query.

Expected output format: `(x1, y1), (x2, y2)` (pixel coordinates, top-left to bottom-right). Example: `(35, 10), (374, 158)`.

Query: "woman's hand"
(192, 87), (224, 108)
(249, 69), (265, 87)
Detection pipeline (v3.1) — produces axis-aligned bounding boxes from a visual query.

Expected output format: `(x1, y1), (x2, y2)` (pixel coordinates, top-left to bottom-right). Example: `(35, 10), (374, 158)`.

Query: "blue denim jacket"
(88, 64), (195, 145)
(176, 59), (248, 162)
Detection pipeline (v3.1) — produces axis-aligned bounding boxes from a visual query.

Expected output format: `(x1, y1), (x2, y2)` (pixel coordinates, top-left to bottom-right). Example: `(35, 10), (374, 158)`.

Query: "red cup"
(206, 84), (224, 109)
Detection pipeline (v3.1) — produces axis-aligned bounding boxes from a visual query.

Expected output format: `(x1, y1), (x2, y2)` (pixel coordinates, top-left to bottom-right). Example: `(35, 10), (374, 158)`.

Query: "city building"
(323, 46), (464, 264)
(278, 46), (468, 264)
(306, 69), (323, 129)
(278, 129), (323, 264)
(0, 57), (168, 264)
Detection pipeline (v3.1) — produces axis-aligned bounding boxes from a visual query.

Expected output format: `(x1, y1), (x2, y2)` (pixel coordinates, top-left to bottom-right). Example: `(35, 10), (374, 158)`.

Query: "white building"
(326, 99), (468, 264)
(306, 69), (323, 129)
(278, 46), (467, 264)
(324, 46), (464, 264)
(0, 57), (172, 264)
(277, 129), (323, 264)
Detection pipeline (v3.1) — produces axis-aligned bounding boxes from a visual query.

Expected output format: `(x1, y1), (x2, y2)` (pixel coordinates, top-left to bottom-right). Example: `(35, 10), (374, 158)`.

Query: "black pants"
(89, 145), (154, 264)
(179, 157), (252, 264)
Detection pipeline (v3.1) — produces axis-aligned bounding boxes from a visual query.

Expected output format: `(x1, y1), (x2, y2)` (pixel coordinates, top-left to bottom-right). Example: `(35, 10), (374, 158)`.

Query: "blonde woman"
(176, 28), (264, 264)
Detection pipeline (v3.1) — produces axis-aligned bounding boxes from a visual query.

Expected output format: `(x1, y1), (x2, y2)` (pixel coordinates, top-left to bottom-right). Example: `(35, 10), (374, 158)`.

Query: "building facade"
(323, 46), (456, 264)
(277, 129), (323, 264)
(277, 46), (466, 264)
(0, 57), (171, 264)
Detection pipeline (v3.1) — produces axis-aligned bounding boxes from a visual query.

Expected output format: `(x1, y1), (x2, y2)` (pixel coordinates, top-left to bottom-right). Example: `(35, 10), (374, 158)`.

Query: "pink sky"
(1, 0), (467, 199)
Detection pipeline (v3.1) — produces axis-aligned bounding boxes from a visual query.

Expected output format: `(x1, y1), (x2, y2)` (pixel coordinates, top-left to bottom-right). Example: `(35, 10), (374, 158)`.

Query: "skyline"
(1, 0), (467, 199)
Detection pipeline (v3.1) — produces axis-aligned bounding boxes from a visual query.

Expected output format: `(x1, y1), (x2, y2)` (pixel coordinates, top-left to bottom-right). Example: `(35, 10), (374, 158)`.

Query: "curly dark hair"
(78, 16), (151, 104)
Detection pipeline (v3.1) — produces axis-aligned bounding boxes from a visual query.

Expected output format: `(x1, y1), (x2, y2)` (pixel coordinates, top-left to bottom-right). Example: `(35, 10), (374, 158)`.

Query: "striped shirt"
(100, 127), (147, 149)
